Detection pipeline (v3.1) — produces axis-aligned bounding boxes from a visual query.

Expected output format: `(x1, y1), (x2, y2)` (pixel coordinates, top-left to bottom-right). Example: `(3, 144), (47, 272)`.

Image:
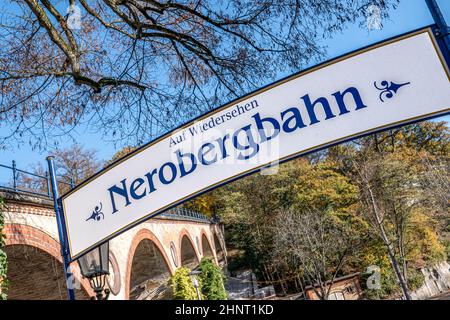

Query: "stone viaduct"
(0, 189), (227, 300)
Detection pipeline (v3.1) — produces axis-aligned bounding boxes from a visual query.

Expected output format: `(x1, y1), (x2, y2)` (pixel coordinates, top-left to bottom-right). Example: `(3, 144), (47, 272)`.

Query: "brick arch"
(3, 223), (93, 299)
(4, 224), (61, 258)
(178, 228), (200, 268)
(212, 228), (226, 263)
(200, 230), (217, 263)
(125, 228), (174, 300)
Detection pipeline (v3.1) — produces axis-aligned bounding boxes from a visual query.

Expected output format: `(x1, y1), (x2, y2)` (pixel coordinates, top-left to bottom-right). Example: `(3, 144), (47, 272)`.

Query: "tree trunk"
(367, 185), (411, 300)
(381, 229), (411, 300)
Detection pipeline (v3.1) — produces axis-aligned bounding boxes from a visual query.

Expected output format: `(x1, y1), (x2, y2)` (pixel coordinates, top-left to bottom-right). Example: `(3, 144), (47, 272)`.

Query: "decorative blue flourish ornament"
(86, 203), (104, 222)
(374, 80), (411, 102)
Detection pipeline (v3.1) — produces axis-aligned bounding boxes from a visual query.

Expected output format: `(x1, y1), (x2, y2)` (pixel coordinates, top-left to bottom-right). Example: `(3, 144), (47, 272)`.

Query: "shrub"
(170, 267), (200, 300)
(199, 258), (227, 300)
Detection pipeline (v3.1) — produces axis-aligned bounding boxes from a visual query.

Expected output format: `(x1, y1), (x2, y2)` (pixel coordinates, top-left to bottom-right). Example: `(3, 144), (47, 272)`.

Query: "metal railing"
(0, 161), (212, 223)
(0, 160), (73, 198)
(160, 207), (211, 223)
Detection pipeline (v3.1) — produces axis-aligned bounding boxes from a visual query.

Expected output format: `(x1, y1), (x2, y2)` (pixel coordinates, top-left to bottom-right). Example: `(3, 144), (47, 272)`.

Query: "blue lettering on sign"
(87, 80), (409, 222)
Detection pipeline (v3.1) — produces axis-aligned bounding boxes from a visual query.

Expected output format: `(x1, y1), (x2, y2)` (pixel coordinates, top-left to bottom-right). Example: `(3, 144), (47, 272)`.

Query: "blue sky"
(0, 0), (449, 171)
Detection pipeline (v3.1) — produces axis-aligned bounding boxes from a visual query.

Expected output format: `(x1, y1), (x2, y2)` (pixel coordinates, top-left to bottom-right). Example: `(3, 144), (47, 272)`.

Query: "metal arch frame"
(58, 24), (449, 204)
(60, 24), (450, 264)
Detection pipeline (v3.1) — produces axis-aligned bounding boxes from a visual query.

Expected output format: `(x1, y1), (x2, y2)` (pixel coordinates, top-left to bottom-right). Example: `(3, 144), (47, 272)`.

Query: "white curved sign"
(61, 28), (450, 260)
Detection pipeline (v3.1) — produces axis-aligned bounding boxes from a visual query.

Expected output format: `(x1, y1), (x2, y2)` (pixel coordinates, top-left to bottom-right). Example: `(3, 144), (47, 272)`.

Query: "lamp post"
(189, 270), (202, 300)
(77, 242), (110, 300)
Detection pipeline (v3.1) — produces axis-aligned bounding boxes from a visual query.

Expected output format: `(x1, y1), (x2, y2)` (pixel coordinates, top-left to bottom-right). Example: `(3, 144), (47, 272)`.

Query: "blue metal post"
(45, 172), (51, 197)
(12, 160), (17, 191)
(46, 156), (76, 300)
(426, 0), (450, 51)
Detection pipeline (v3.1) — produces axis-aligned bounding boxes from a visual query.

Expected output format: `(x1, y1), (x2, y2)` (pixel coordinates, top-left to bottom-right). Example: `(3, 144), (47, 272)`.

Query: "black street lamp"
(77, 242), (110, 300)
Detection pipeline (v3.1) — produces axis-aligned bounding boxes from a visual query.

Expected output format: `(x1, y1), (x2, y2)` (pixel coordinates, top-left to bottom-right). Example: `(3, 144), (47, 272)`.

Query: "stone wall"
(411, 261), (450, 300)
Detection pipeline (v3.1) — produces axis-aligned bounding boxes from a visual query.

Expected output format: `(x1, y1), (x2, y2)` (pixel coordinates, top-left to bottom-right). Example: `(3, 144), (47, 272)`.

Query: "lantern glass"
(77, 242), (109, 278)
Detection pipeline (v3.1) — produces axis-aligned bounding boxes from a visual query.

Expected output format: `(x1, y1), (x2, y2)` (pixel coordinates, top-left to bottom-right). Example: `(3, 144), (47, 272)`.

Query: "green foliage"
(170, 262), (228, 300)
(211, 121), (449, 299)
(407, 269), (425, 292)
(183, 194), (216, 217)
(360, 241), (401, 299)
(211, 157), (361, 280)
(199, 258), (227, 300)
(407, 211), (446, 263)
(170, 267), (201, 300)
(0, 197), (8, 300)
(444, 240), (450, 260)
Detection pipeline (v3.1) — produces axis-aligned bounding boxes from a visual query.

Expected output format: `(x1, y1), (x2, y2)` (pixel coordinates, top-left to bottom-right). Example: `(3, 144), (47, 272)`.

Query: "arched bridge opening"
(5, 244), (90, 300)
(127, 231), (173, 300)
(180, 234), (199, 269)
